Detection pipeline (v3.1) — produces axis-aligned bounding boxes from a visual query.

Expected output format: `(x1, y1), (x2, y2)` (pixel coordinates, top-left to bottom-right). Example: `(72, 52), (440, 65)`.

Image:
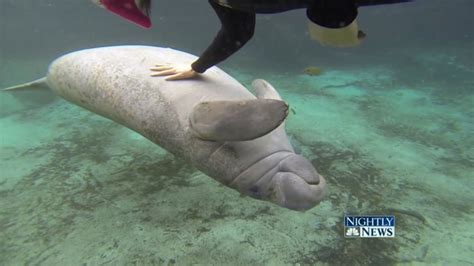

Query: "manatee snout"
(268, 154), (326, 211)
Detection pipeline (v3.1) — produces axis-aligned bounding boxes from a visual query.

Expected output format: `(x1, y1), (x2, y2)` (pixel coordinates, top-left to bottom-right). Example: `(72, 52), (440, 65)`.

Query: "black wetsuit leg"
(191, 0), (256, 73)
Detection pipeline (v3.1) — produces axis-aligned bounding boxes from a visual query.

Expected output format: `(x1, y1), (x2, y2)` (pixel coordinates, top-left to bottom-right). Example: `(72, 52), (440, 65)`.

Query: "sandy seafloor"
(0, 47), (473, 265)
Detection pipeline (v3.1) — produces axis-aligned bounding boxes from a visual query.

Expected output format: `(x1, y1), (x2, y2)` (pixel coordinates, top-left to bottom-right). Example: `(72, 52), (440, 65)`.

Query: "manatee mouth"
(305, 180), (320, 185)
(233, 153), (326, 211)
(278, 154), (321, 185)
(270, 172), (326, 211)
(267, 154), (326, 211)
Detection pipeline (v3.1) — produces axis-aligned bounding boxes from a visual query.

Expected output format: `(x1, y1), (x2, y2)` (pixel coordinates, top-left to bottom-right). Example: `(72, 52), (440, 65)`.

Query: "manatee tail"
(2, 77), (48, 91)
(1, 77), (56, 114)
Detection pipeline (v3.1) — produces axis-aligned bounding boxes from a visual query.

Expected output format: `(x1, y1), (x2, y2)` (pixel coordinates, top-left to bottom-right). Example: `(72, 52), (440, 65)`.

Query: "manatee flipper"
(190, 99), (289, 141)
(2, 77), (49, 91)
(252, 79), (283, 100)
(252, 79), (299, 118)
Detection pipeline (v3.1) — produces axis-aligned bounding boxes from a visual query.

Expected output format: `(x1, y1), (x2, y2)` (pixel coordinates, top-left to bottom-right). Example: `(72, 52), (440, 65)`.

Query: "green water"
(1, 0), (473, 265)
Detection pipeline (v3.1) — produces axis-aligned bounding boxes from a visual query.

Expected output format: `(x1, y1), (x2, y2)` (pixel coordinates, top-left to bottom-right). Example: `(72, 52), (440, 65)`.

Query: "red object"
(101, 0), (151, 28)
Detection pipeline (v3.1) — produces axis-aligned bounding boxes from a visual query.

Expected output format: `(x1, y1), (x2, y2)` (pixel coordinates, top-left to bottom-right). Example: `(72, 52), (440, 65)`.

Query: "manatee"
(3, 46), (326, 211)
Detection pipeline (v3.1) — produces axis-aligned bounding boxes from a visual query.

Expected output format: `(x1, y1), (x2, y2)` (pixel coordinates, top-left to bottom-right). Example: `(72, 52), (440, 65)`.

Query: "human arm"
(150, 0), (256, 80)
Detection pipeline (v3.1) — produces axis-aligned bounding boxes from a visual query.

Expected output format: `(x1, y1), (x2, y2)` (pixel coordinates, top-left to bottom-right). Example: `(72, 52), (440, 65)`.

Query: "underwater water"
(0, 0), (473, 265)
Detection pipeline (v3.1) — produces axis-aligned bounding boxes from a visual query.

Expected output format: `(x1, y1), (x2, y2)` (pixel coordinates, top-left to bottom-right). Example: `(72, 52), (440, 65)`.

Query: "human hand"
(150, 63), (199, 81)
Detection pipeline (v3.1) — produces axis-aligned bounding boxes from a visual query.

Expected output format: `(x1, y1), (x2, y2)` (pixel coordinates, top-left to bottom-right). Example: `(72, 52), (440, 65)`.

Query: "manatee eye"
(248, 186), (262, 199)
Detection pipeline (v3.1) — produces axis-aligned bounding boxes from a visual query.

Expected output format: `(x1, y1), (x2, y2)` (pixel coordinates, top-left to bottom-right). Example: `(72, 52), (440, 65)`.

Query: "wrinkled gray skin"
(8, 46), (326, 211)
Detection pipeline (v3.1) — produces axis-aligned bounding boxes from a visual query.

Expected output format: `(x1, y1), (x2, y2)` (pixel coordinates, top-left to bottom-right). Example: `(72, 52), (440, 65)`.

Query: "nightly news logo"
(344, 215), (395, 238)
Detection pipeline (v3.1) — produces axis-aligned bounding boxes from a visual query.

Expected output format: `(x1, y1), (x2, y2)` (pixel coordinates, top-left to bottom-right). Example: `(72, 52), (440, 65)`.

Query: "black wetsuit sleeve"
(357, 0), (414, 6)
(191, 0), (256, 73)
